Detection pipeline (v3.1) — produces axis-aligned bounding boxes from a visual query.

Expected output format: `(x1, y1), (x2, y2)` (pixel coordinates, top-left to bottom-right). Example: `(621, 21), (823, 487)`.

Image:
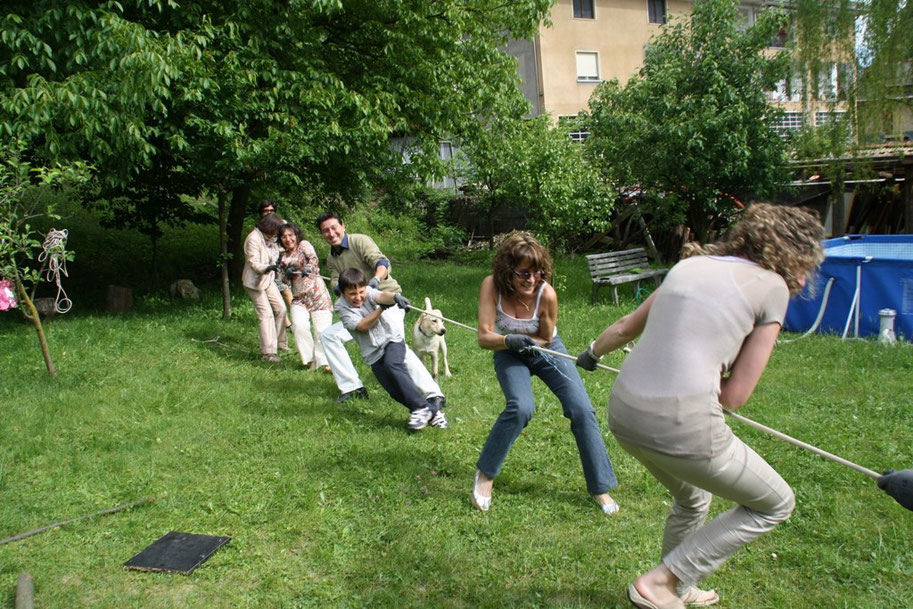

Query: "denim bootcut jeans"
(476, 335), (617, 495)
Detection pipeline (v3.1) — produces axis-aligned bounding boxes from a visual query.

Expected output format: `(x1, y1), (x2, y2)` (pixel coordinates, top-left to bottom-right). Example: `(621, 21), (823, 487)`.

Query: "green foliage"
(788, 121), (852, 162)
(852, 0), (913, 141)
(786, 1), (912, 151)
(33, 198), (220, 302)
(0, 1), (203, 184)
(2, 0), (555, 276)
(583, 0), (791, 242)
(461, 115), (613, 253)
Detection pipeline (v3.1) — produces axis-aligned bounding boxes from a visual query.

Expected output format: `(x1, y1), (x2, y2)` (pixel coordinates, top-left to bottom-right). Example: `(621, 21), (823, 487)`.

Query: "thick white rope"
(315, 271), (882, 478)
(38, 228), (72, 314)
(315, 271), (620, 373)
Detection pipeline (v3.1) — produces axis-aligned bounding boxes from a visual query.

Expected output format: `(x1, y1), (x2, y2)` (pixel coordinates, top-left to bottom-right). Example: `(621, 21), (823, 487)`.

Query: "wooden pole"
(904, 163), (913, 234)
(15, 573), (34, 609)
(0, 497), (154, 547)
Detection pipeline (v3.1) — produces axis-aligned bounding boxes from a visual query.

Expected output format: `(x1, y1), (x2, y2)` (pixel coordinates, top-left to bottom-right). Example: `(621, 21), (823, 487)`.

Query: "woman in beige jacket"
(242, 213), (288, 362)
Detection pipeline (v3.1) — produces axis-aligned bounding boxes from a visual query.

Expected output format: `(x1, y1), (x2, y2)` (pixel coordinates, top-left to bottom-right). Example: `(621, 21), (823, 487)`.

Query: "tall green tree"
(582, 0), (790, 243)
(789, 0), (912, 148)
(2, 0), (554, 279)
(172, 0), (553, 276)
(461, 115), (613, 252)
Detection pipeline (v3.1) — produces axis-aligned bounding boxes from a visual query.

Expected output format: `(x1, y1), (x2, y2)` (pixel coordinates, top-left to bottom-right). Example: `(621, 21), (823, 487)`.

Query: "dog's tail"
(424, 297), (432, 313)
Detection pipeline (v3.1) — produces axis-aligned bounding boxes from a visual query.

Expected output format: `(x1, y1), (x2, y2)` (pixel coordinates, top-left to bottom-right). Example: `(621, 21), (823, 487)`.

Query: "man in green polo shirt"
(315, 211), (446, 409)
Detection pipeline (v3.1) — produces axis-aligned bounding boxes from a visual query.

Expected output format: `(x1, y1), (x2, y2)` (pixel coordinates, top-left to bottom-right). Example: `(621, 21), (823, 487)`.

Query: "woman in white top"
(472, 232), (619, 515)
(577, 204), (825, 609)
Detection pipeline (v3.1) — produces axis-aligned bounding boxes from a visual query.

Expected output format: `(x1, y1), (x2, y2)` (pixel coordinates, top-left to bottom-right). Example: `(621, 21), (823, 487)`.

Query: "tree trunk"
(13, 273), (57, 377)
(151, 231), (159, 287)
(631, 199), (660, 261)
(226, 184), (251, 281)
(218, 191), (232, 321)
(686, 199), (710, 245)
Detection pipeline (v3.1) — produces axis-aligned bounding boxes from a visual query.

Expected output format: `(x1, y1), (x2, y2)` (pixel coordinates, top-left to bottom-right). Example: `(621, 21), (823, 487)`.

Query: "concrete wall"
(535, 0), (691, 118)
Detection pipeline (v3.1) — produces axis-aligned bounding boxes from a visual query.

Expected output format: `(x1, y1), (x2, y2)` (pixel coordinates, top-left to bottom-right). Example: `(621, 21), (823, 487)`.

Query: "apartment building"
(508, 0), (852, 138)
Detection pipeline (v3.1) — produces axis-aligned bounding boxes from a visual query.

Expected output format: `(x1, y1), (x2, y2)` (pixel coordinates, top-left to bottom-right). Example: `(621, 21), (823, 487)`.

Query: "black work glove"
(299, 267), (310, 277)
(877, 469), (913, 511)
(393, 293), (411, 310)
(367, 277), (380, 289)
(504, 334), (535, 353)
(284, 264), (300, 277)
(576, 342), (601, 371)
(264, 264), (280, 273)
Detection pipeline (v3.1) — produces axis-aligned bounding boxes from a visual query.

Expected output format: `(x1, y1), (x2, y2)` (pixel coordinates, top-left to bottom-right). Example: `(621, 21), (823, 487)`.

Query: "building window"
(576, 51), (600, 82)
(559, 115), (590, 143)
(815, 111), (846, 127)
(767, 76), (802, 103)
(648, 0), (666, 24)
(816, 64), (839, 100)
(770, 111), (803, 137)
(568, 129), (590, 143)
(573, 0), (595, 19)
(769, 26), (789, 48)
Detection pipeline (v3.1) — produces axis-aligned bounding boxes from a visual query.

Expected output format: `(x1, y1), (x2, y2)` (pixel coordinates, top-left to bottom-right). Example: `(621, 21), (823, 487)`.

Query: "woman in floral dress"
(278, 223), (333, 371)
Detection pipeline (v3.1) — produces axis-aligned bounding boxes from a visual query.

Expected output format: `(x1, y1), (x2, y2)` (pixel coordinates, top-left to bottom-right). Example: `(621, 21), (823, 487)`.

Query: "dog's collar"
(419, 325), (437, 338)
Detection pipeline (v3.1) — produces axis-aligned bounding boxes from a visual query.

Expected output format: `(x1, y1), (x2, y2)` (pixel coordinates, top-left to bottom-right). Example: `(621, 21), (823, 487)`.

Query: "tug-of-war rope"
(189, 269), (909, 510)
(306, 272), (912, 509)
(38, 228), (72, 314)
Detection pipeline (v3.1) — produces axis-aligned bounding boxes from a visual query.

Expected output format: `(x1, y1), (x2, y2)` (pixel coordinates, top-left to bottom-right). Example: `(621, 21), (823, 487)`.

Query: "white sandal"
(592, 494), (620, 515)
(471, 471), (491, 511)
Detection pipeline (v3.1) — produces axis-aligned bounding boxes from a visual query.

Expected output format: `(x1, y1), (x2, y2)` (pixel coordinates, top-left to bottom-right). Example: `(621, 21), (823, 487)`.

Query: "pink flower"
(0, 278), (17, 311)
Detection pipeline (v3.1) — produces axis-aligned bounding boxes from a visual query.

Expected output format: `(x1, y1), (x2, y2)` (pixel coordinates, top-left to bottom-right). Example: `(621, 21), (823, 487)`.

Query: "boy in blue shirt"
(334, 267), (449, 430)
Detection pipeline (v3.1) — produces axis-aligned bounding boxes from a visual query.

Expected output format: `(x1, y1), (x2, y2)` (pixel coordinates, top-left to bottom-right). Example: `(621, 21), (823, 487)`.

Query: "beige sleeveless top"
(609, 256), (788, 458)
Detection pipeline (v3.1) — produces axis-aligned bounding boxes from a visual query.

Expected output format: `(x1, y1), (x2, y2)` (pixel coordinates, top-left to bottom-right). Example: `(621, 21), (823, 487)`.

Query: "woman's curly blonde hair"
(492, 232), (554, 297)
(682, 203), (825, 294)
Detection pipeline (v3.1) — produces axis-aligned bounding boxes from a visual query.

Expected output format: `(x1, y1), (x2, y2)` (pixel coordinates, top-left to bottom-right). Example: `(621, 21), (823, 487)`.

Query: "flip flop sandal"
(679, 586), (719, 607)
(628, 584), (685, 609)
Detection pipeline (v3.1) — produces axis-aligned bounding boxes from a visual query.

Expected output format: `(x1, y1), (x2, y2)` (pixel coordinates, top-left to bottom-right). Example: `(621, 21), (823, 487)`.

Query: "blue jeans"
(370, 341), (436, 414)
(476, 335), (617, 495)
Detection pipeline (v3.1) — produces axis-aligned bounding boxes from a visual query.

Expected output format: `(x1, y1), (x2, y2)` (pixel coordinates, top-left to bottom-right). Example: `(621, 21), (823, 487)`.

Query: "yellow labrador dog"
(412, 297), (452, 380)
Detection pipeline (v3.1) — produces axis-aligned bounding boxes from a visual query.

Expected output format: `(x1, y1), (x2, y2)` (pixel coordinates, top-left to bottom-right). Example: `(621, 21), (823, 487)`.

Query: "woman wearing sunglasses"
(471, 232), (619, 515)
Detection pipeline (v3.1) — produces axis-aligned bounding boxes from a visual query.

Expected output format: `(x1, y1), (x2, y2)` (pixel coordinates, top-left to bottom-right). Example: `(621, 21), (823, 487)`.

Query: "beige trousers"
(245, 283), (287, 355)
(618, 435), (795, 586)
(289, 305), (332, 367)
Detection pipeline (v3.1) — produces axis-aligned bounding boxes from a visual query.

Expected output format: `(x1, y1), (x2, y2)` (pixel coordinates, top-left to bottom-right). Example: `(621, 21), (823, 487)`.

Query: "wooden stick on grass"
(0, 497), (155, 547)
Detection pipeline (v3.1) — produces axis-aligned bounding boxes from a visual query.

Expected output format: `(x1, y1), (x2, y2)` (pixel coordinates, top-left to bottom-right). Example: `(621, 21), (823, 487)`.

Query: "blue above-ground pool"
(784, 235), (913, 340)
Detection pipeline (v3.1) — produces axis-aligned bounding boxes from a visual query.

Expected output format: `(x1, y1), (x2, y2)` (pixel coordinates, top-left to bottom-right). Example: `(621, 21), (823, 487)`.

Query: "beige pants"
(245, 283), (287, 355)
(618, 435), (795, 586)
(289, 305), (332, 367)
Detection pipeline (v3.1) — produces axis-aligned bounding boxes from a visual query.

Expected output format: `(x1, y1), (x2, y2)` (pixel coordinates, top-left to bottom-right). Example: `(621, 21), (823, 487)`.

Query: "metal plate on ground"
(124, 531), (230, 575)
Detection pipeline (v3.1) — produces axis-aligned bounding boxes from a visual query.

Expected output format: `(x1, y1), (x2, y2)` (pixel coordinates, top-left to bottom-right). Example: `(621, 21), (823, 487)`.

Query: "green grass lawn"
(1, 257), (911, 608)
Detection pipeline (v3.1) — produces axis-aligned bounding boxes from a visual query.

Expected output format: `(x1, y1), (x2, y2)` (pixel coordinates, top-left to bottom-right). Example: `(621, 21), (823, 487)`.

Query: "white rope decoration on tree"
(38, 228), (72, 314)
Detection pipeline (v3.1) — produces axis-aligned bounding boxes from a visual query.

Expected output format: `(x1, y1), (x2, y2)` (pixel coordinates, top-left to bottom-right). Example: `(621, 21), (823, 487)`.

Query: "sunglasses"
(514, 270), (545, 281)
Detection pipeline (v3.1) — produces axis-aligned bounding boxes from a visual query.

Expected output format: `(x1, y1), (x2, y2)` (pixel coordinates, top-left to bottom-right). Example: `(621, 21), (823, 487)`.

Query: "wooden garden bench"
(585, 248), (669, 304)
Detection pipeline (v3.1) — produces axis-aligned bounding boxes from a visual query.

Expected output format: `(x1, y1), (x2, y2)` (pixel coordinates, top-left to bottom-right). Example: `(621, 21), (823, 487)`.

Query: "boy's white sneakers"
(408, 407), (433, 430)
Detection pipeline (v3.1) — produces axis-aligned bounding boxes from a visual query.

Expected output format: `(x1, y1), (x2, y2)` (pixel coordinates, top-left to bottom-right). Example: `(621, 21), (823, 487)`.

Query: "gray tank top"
(495, 283), (547, 336)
